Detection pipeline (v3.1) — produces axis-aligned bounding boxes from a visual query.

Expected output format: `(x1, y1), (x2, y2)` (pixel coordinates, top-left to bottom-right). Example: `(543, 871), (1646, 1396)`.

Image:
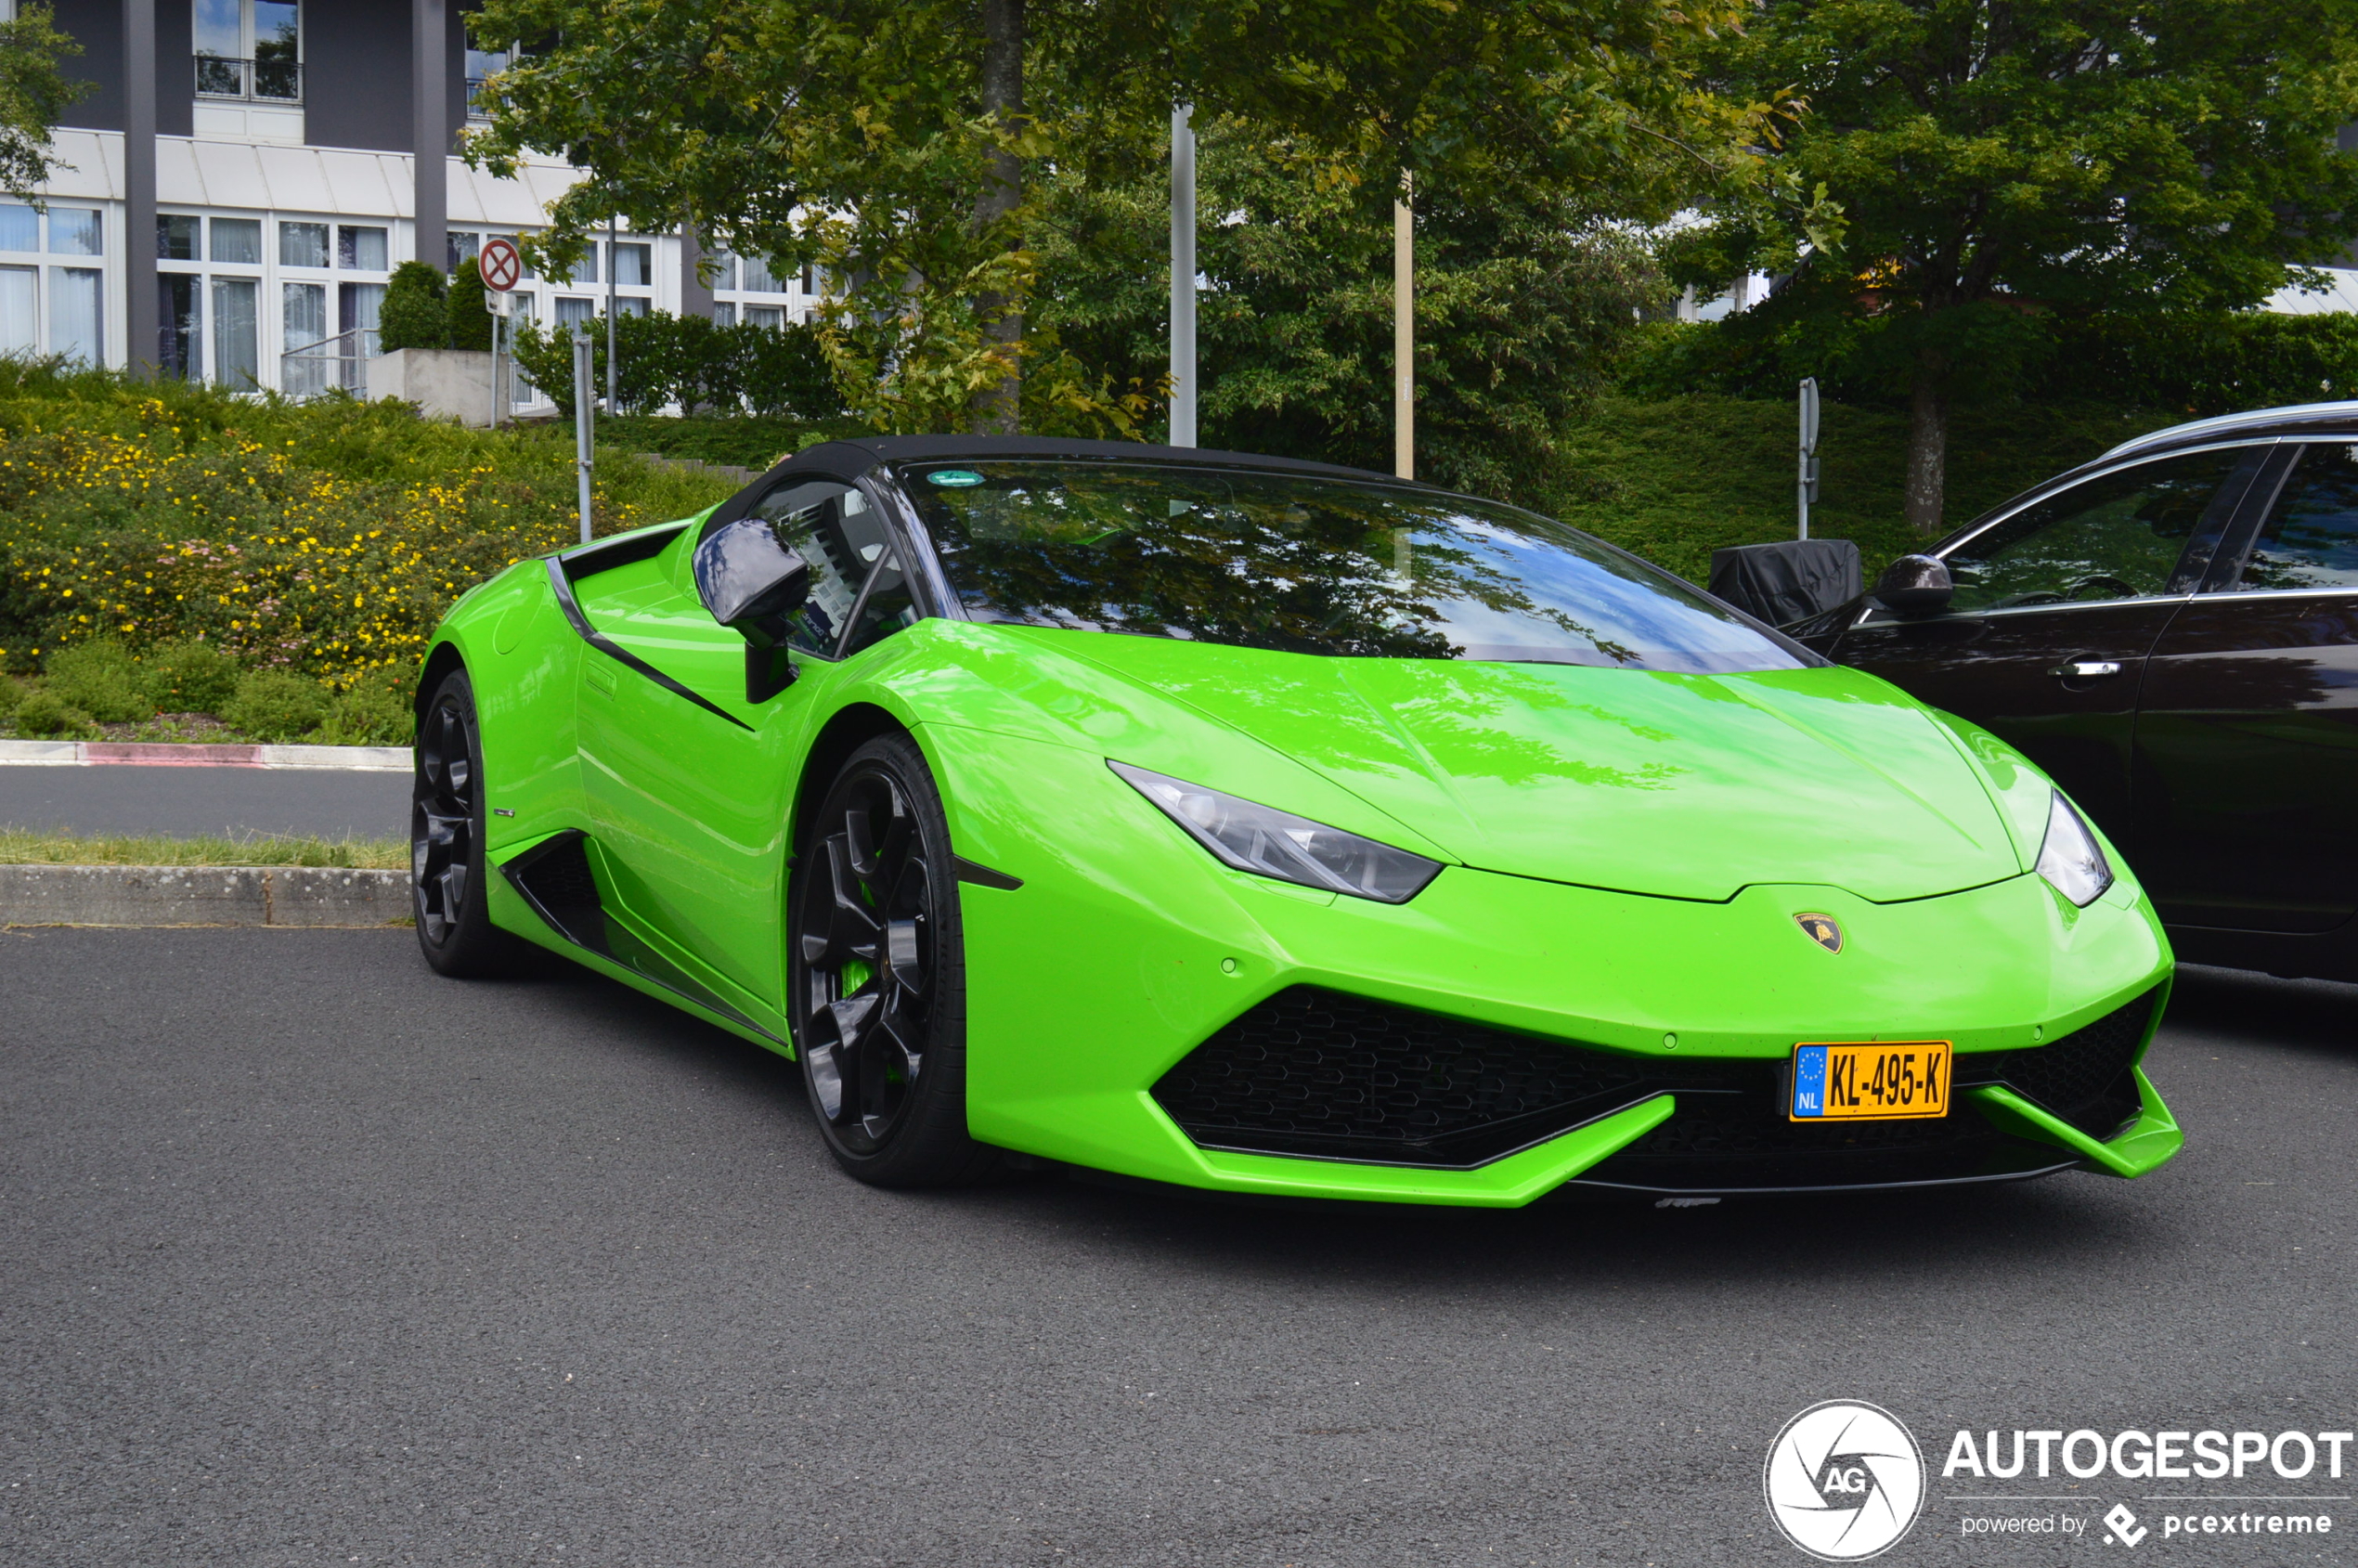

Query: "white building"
(1, 0), (819, 408)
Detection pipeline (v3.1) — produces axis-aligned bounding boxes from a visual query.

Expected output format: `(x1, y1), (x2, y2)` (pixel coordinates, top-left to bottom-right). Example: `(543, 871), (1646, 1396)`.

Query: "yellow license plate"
(1789, 1041), (1951, 1121)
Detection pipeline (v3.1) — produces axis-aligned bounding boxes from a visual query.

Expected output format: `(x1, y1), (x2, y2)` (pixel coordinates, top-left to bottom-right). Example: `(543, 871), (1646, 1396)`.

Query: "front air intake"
(1150, 987), (1678, 1169)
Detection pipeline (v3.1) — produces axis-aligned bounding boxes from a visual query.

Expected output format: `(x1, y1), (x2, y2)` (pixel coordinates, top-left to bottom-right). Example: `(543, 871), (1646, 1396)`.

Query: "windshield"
(900, 461), (1809, 674)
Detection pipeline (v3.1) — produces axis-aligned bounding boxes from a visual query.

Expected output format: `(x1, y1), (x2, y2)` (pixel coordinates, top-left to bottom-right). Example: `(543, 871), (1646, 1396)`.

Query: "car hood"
(1039, 633), (2025, 904)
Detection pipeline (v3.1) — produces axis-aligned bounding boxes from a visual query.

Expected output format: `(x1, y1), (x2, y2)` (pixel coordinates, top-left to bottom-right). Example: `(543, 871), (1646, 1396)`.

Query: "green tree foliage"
(1623, 308), (2358, 421)
(377, 261), (449, 353)
(447, 256), (495, 352)
(1038, 120), (1667, 501)
(1673, 0), (2358, 534)
(0, 3), (85, 201)
(461, 0), (1745, 437)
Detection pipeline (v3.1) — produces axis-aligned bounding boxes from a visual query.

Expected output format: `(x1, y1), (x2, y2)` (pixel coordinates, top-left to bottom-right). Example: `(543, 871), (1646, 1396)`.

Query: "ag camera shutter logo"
(1765, 1400), (1927, 1561)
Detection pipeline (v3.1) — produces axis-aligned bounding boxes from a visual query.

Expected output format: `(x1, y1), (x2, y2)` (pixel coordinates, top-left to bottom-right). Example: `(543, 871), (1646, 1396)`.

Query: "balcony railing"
(194, 55), (303, 103)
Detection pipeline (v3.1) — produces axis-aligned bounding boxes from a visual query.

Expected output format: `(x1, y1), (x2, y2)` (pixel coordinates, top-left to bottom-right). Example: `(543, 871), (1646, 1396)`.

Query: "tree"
(1036, 119), (1668, 501)
(1677, 0), (2358, 534)
(461, 0), (1746, 435)
(0, 3), (86, 201)
(446, 257), (494, 352)
(377, 262), (449, 353)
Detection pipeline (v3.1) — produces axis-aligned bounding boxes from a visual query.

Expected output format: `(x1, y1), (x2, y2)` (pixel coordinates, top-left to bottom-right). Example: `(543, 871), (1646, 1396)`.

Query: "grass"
(1539, 394), (2183, 585)
(0, 829), (408, 869)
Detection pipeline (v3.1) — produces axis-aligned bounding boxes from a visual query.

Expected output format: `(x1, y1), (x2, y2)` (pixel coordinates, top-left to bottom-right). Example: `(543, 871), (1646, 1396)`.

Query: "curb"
(0, 864), (412, 927)
(0, 740), (411, 771)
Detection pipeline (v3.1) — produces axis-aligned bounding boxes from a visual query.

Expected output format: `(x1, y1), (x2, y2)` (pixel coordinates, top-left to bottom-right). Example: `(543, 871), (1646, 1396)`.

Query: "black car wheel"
(789, 732), (994, 1186)
(412, 667), (524, 977)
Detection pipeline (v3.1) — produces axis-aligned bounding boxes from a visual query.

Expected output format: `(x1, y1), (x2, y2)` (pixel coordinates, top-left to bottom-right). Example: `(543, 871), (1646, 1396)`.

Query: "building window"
(51, 267), (101, 363)
(465, 46), (511, 121)
(336, 225), (386, 271)
(159, 273), (200, 379)
(212, 278), (259, 389)
(610, 242), (650, 287)
(0, 202), (105, 363)
(49, 207), (100, 257)
(159, 213), (267, 385)
(211, 216), (261, 265)
(0, 265), (34, 354)
(158, 214), (200, 261)
(194, 0), (301, 101)
(711, 247), (812, 329)
(279, 220), (327, 268)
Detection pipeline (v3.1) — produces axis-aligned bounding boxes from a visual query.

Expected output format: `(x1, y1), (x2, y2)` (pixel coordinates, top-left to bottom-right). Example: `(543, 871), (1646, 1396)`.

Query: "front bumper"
(930, 726), (2179, 1207)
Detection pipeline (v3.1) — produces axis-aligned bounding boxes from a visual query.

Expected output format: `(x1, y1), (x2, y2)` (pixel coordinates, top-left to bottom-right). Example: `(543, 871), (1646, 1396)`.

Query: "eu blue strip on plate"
(1791, 1044), (1828, 1118)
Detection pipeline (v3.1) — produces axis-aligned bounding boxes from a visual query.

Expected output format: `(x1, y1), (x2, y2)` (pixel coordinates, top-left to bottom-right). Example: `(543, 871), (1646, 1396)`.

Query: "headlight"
(2036, 790), (2113, 907)
(1109, 761), (1443, 904)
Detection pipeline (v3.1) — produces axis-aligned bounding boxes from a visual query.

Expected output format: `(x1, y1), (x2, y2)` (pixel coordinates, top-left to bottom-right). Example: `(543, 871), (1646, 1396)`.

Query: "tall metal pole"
(572, 327), (595, 543)
(604, 216), (618, 414)
(1393, 179), (1413, 481)
(1797, 377), (1821, 540)
(1169, 104), (1197, 447)
(123, 0), (156, 375)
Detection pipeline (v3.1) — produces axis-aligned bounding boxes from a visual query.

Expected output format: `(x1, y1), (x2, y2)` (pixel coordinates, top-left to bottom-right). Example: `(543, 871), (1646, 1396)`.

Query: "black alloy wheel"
(790, 733), (992, 1186)
(411, 668), (521, 977)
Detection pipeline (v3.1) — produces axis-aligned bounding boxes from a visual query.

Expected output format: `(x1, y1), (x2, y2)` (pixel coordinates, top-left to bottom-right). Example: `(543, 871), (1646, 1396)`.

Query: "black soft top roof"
(702, 434), (1408, 531)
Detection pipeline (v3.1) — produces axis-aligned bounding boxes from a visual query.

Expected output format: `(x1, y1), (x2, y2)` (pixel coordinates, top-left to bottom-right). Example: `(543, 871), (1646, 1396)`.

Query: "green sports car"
(410, 436), (2183, 1203)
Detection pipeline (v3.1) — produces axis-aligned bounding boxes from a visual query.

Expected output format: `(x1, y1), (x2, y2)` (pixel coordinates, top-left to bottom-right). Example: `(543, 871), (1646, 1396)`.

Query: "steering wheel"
(2064, 574), (2138, 602)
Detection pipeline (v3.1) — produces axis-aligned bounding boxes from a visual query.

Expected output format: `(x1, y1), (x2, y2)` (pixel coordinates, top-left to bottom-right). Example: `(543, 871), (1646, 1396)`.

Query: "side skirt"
(500, 829), (794, 1056)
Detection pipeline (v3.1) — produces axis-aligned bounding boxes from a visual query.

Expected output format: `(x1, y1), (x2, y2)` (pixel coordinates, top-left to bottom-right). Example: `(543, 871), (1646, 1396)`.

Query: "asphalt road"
(3, 929), (2352, 1567)
(0, 766), (409, 841)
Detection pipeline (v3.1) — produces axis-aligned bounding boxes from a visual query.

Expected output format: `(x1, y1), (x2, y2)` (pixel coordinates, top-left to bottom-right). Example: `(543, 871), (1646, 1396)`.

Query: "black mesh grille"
(1150, 988), (1677, 1167)
(1154, 983), (2163, 1185)
(1956, 990), (2157, 1140)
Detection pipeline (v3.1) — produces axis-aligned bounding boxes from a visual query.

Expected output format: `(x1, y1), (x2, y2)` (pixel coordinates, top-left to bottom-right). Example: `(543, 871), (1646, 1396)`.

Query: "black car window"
(739, 479), (890, 657)
(898, 461), (1811, 674)
(2239, 444), (2358, 591)
(1944, 447), (2249, 613)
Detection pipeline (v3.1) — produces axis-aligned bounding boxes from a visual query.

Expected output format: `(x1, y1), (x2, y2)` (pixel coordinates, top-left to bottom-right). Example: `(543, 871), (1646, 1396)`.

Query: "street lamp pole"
(1169, 104), (1197, 447)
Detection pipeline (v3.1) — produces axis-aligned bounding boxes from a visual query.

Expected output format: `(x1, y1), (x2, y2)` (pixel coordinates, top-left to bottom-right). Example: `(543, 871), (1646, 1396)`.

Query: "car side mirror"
(1871, 554), (1954, 616)
(693, 517), (811, 702)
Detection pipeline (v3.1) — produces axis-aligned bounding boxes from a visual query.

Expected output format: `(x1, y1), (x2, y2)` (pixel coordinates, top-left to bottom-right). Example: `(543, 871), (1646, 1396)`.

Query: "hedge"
(1618, 307), (2358, 419)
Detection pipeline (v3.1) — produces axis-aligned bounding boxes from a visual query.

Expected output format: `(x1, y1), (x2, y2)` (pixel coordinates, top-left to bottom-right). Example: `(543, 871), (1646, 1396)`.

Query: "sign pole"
(573, 326), (595, 544)
(487, 294), (501, 431)
(478, 238), (524, 434)
(1393, 176), (1413, 481)
(1797, 377), (1821, 540)
(604, 217), (618, 414)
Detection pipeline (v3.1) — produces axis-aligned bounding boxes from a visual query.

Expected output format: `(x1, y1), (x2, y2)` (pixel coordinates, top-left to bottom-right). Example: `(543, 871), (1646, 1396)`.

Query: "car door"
(1828, 443), (2269, 845)
(2134, 439), (2358, 932)
(570, 475), (897, 1013)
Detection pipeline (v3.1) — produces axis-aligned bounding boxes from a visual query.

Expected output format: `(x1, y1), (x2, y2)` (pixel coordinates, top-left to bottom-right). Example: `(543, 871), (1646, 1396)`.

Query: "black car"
(1794, 400), (2358, 982)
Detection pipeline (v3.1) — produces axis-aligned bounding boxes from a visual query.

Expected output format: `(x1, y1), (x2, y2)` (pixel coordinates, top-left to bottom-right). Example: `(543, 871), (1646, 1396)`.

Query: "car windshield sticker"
(928, 469), (985, 487)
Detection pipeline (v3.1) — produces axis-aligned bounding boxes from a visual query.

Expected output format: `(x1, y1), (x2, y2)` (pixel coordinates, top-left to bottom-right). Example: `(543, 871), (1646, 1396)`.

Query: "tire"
(788, 732), (996, 1187)
(411, 667), (525, 978)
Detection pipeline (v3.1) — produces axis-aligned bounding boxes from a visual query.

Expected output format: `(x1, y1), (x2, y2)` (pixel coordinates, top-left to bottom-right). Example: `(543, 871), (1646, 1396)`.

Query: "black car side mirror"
(693, 517), (812, 702)
(1871, 554), (1954, 616)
